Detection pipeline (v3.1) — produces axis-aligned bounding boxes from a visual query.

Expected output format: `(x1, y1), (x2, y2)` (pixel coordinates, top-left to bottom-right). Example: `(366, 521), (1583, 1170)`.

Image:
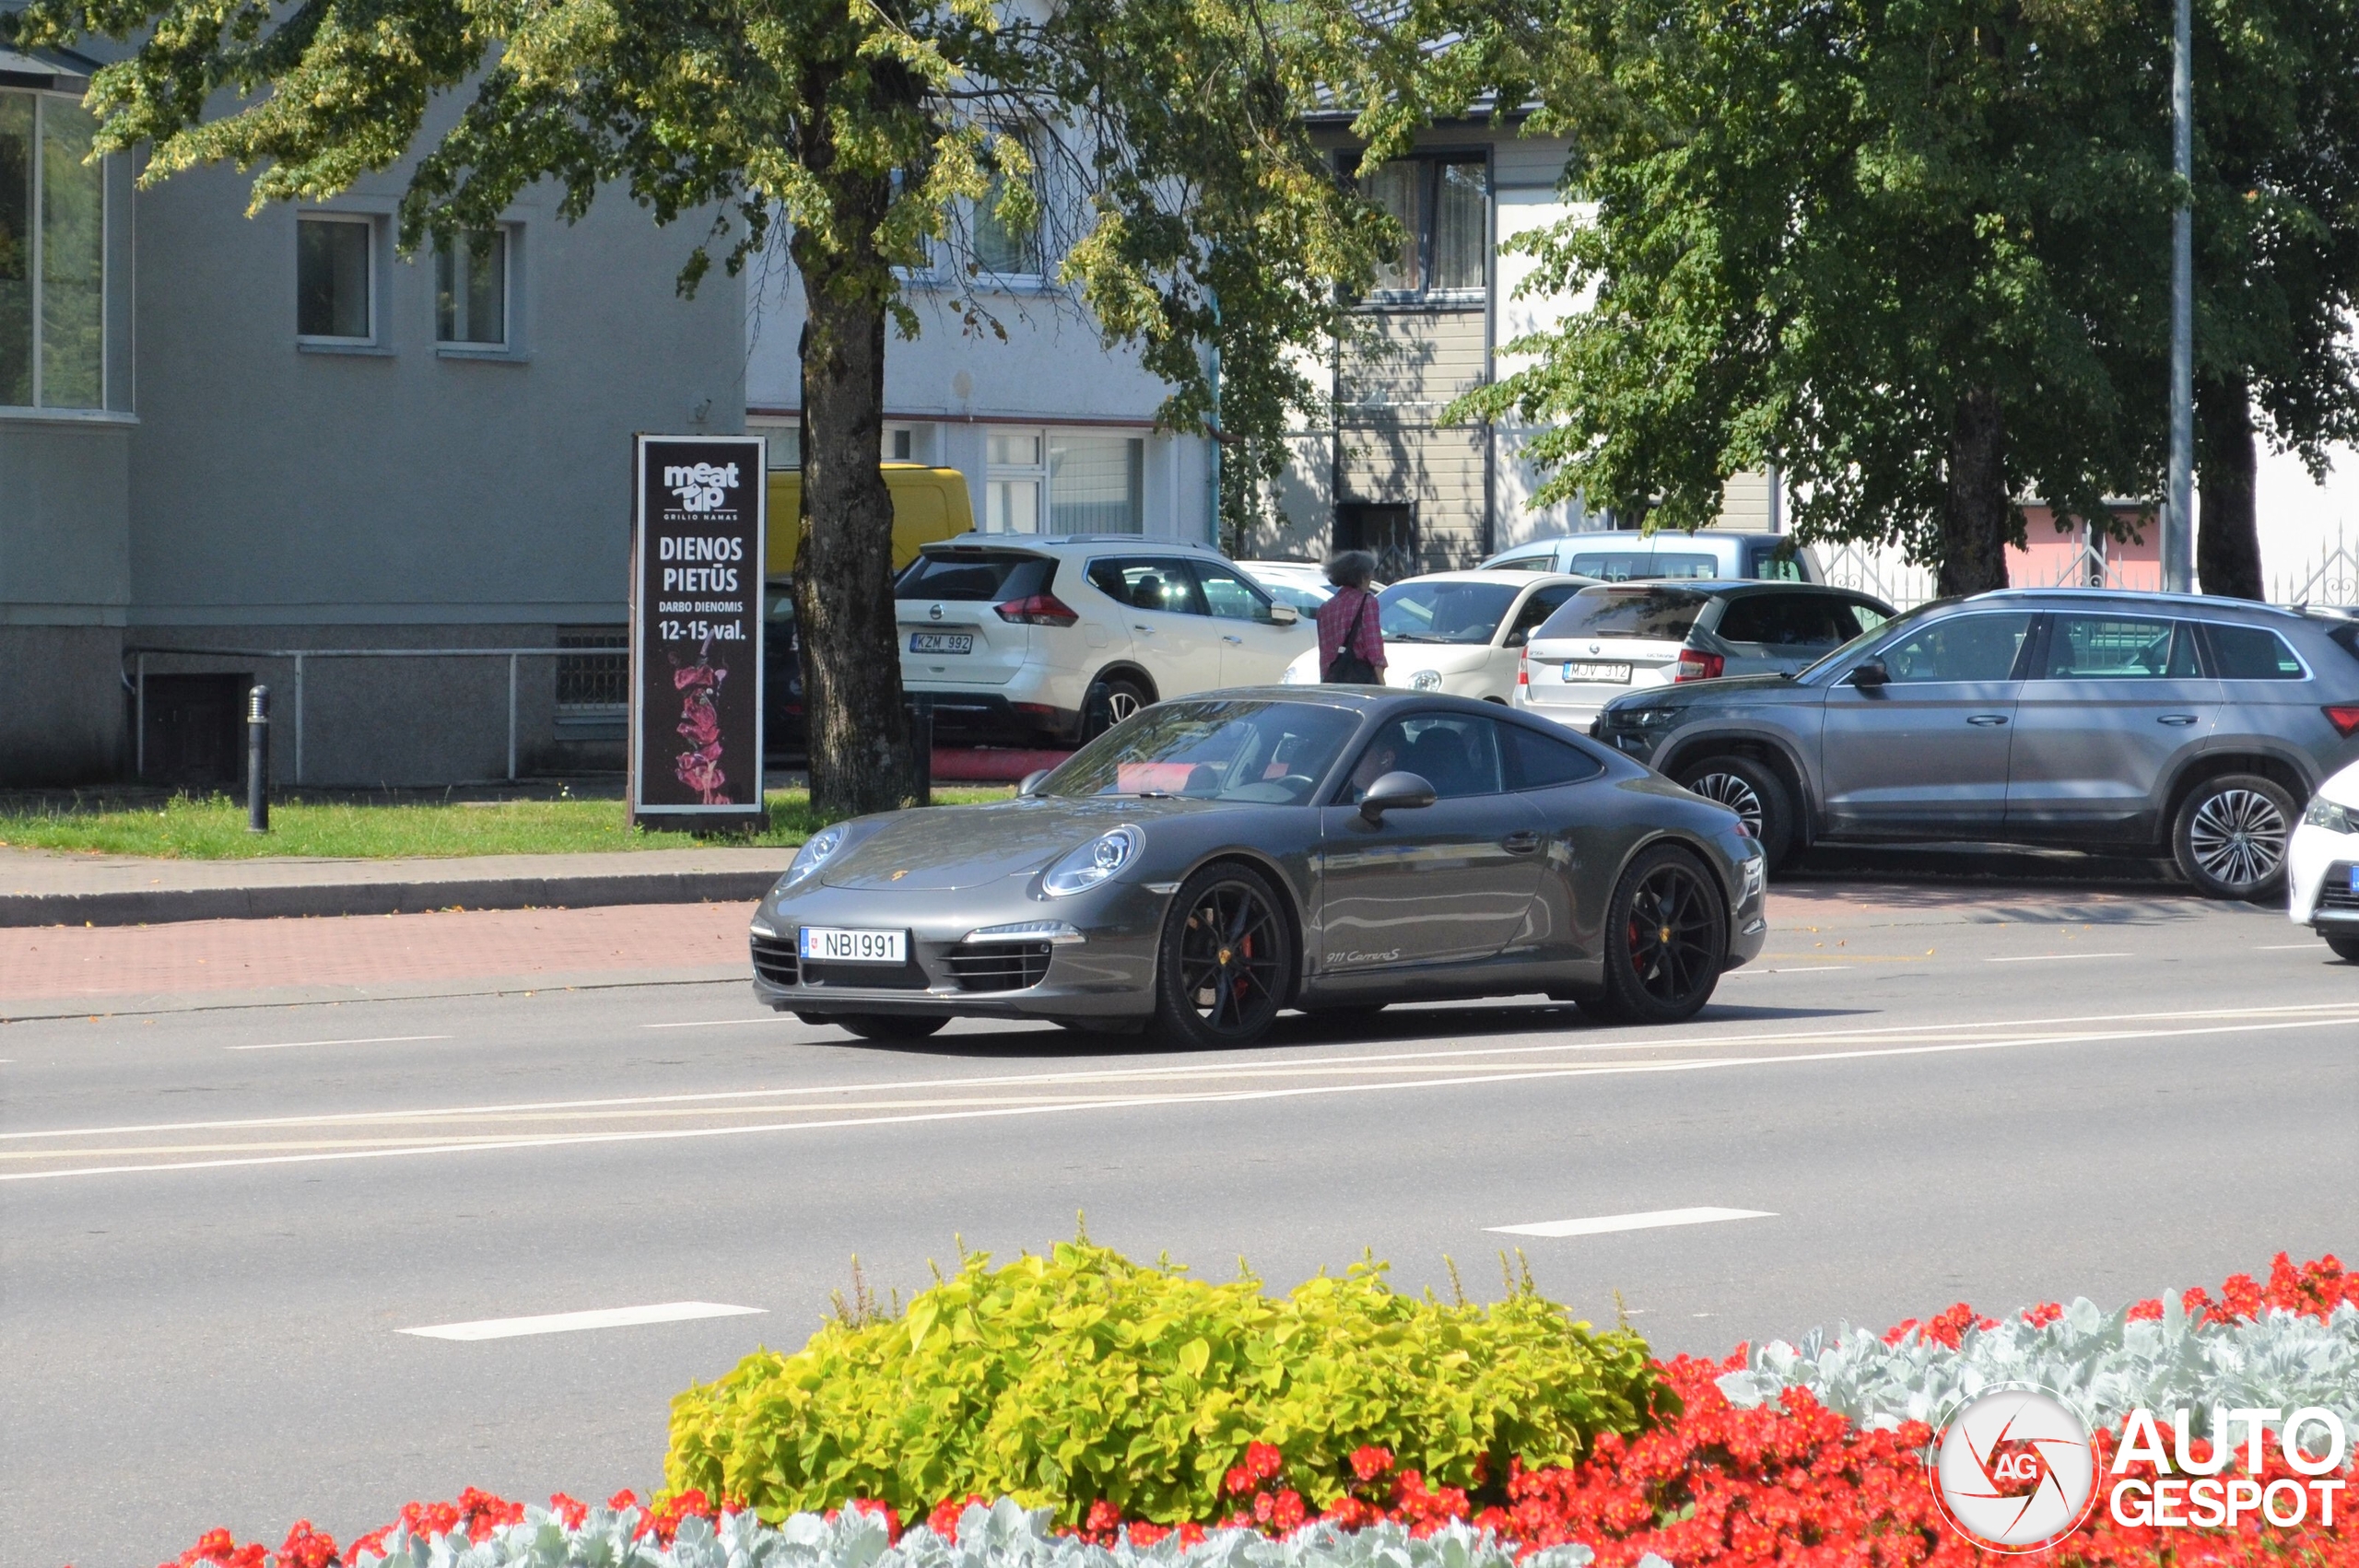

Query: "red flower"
(1224, 1466), (1255, 1497)
(1350, 1445), (1394, 1482)
(606, 1489), (640, 1512)
(548, 1494), (588, 1528)
(1245, 1440), (1284, 1480)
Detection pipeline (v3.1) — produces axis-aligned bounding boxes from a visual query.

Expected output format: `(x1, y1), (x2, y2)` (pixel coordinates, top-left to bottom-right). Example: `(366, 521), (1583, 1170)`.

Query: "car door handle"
(2157, 714), (2199, 725)
(1966, 714), (2009, 726)
(1222, 634), (1243, 645)
(1501, 830), (1541, 853)
(1133, 624), (1153, 633)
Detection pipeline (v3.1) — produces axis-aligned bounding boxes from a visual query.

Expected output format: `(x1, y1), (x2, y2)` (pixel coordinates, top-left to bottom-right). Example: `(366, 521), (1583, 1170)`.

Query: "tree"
(1456, 0), (2172, 594)
(2185, 0), (2359, 601)
(8, 0), (1401, 813)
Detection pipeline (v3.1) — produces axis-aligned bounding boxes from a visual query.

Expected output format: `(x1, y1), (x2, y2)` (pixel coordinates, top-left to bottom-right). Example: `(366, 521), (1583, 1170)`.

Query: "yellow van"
(764, 464), (975, 577)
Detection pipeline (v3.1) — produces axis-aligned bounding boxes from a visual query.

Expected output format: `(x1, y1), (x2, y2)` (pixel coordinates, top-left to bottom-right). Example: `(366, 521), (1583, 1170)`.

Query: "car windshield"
(1792, 597), (1954, 681)
(1379, 580), (1520, 644)
(1536, 586), (1711, 642)
(1041, 699), (1363, 803)
(1565, 551), (1720, 581)
(1246, 572), (1332, 612)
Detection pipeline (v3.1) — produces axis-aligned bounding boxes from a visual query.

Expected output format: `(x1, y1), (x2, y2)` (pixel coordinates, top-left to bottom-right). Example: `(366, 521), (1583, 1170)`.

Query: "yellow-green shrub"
(663, 1238), (1666, 1527)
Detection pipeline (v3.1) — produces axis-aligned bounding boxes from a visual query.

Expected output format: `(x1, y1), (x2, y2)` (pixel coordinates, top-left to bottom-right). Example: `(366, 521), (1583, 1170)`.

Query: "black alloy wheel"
(2173, 772), (2296, 900)
(1154, 862), (1293, 1048)
(1583, 844), (1729, 1024)
(1675, 754), (1793, 870)
(834, 1013), (950, 1041)
(1085, 674), (1152, 740)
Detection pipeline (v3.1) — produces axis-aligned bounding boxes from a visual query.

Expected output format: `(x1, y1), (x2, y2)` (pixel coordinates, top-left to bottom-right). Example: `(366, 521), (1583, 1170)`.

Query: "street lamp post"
(2165, 0), (2195, 593)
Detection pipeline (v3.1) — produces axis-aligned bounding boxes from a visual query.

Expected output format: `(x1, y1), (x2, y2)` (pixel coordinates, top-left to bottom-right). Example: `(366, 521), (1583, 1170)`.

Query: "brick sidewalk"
(2, 902), (753, 1001)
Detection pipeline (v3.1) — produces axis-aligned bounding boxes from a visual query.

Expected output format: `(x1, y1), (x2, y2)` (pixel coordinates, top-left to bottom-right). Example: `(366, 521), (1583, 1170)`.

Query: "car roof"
(1487, 531), (1789, 556)
(1571, 578), (1876, 598)
(1168, 685), (1584, 721)
(1962, 587), (2309, 623)
(1388, 569), (1592, 588)
(921, 532), (1227, 556)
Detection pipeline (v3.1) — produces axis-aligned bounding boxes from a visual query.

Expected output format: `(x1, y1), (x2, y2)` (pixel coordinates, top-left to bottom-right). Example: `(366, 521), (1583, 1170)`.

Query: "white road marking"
(641, 1020), (772, 1030)
(11, 1000), (2358, 1144)
(398, 1301), (764, 1341)
(1726, 965), (1847, 977)
(8, 1005), (2355, 1182)
(2255, 943), (2324, 951)
(1488, 1207), (1774, 1238)
(229, 1035), (453, 1052)
(1983, 953), (2133, 964)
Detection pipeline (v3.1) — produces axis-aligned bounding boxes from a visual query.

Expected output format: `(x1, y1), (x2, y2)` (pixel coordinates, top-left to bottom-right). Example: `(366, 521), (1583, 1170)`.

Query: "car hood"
(1384, 641), (1496, 673)
(820, 795), (1210, 891)
(2320, 760), (2359, 809)
(1608, 672), (1807, 711)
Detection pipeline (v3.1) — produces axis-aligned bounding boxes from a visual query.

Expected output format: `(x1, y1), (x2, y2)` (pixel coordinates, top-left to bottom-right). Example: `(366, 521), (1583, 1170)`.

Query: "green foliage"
(663, 1238), (1666, 1527)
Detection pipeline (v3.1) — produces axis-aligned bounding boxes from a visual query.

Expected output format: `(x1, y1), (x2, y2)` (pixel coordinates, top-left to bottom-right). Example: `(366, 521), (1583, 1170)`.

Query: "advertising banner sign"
(629, 434), (767, 826)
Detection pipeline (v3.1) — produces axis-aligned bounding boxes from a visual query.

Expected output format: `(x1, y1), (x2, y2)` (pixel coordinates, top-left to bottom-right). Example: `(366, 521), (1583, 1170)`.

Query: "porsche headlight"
(781, 825), (848, 889)
(1043, 825), (1144, 896)
(2306, 796), (2359, 835)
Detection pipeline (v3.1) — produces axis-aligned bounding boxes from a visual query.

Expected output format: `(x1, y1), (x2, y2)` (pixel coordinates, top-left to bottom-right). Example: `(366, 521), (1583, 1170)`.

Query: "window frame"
(1189, 558), (1287, 625)
(1, 86), (112, 414)
(970, 124), (1053, 287)
(295, 212), (379, 347)
(1342, 148), (1492, 308)
(2196, 619), (2313, 682)
(433, 225), (511, 351)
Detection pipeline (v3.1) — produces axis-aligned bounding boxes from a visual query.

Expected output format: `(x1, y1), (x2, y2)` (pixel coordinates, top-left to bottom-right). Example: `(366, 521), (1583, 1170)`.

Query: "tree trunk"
(792, 188), (919, 819)
(1937, 386), (2013, 596)
(2196, 374), (2264, 600)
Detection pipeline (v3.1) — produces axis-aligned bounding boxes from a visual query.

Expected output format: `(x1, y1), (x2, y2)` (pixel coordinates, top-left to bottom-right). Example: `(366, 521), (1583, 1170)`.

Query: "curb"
(2, 870), (780, 929)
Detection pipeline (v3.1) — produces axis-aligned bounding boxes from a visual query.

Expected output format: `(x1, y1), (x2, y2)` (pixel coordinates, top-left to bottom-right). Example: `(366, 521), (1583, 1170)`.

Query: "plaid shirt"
(1316, 586), (1386, 675)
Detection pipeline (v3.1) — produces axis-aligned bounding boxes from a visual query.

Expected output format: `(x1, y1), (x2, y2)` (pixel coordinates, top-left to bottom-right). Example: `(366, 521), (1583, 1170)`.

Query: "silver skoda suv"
(1590, 589), (2359, 898)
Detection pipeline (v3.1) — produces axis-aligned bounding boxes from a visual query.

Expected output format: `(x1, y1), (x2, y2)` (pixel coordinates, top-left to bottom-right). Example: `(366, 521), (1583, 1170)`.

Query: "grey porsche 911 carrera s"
(750, 688), (1766, 1045)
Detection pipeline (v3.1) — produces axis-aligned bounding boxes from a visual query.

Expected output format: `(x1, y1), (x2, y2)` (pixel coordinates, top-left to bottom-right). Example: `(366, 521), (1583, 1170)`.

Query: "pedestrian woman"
(1317, 549), (1387, 684)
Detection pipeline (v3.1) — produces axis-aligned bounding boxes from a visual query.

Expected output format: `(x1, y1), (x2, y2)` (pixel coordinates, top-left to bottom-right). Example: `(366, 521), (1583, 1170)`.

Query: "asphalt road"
(5, 875), (2355, 1567)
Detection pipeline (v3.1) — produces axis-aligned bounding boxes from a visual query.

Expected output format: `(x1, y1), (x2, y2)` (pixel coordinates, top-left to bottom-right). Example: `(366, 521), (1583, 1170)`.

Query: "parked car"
(2287, 756), (2359, 959)
(1237, 560), (1385, 613)
(1589, 589), (2359, 898)
(1279, 571), (1592, 699)
(896, 535), (1314, 745)
(1483, 531), (1825, 583)
(1517, 581), (1897, 732)
(749, 689), (1767, 1043)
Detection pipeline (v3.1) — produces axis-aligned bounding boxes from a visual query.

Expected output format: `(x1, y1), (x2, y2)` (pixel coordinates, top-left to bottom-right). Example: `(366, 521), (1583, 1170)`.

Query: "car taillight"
(1519, 650), (1530, 686)
(2326, 705), (2359, 738)
(1675, 650), (1725, 683)
(996, 592), (1079, 627)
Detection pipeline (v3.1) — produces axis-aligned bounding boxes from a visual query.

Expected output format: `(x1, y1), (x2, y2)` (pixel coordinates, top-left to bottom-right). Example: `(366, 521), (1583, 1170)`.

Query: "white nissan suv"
(897, 534), (1315, 744)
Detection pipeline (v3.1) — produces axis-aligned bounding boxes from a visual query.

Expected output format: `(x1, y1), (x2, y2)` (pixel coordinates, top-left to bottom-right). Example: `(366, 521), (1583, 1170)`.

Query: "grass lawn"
(0, 788), (1011, 860)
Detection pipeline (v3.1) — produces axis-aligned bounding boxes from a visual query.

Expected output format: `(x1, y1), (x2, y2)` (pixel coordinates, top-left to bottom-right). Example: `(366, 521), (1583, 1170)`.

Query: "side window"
(1749, 543), (1804, 581)
(1341, 714), (1505, 802)
(1191, 561), (1280, 623)
(2039, 615), (2193, 680)
(1719, 593), (1852, 648)
(1088, 557), (1205, 615)
(1505, 585), (1579, 646)
(1504, 724), (1605, 790)
(1880, 612), (2035, 683)
(1491, 552), (1553, 573)
(1714, 594), (1791, 646)
(2205, 622), (2307, 680)
(1848, 602), (1892, 636)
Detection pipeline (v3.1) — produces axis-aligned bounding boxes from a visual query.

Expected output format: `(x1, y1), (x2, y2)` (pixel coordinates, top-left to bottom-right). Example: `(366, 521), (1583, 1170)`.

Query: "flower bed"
(147, 1254), (2359, 1568)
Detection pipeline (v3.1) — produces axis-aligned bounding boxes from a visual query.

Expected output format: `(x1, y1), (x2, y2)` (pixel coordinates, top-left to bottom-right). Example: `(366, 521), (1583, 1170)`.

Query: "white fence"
(2271, 527), (2359, 608)
(1816, 529), (2359, 610)
(1815, 542), (1941, 609)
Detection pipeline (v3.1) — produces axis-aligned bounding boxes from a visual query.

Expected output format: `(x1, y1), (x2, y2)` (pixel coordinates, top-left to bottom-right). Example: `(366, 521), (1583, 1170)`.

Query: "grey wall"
(0, 419), (133, 780)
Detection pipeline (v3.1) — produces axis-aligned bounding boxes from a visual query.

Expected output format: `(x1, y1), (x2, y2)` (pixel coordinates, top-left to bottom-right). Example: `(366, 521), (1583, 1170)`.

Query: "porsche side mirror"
(1017, 768), (1053, 797)
(1268, 603), (1300, 626)
(1359, 770), (1438, 825)
(1848, 660), (1891, 689)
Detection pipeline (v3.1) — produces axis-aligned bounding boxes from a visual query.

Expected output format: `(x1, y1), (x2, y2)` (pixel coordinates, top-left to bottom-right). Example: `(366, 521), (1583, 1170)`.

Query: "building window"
(973, 128), (1046, 278)
(555, 628), (628, 713)
(1050, 431), (1144, 532)
(297, 216), (374, 342)
(435, 228), (507, 345)
(1353, 155), (1488, 300)
(1, 89), (106, 410)
(747, 418), (801, 469)
(887, 427), (912, 461)
(985, 428), (1045, 532)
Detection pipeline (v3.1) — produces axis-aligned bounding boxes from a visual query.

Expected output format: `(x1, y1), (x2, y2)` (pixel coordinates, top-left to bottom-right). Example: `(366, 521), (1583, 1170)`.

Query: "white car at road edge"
(1279, 570), (1592, 701)
(2288, 756), (2359, 961)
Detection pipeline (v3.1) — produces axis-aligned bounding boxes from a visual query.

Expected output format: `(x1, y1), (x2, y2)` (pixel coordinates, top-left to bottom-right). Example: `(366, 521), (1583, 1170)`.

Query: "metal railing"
(125, 645), (578, 785)
(1815, 541), (1942, 609)
(2273, 527), (2359, 608)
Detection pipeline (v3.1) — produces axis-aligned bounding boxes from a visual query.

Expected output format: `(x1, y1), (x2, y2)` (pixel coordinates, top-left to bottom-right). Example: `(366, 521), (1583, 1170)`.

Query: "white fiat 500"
(1279, 571), (1591, 699)
(2288, 756), (2359, 961)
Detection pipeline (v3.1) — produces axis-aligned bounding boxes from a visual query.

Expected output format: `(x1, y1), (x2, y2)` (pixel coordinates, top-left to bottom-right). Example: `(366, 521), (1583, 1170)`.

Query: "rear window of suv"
(897, 552), (1052, 602)
(2205, 622), (2307, 679)
(1536, 587), (1711, 642)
